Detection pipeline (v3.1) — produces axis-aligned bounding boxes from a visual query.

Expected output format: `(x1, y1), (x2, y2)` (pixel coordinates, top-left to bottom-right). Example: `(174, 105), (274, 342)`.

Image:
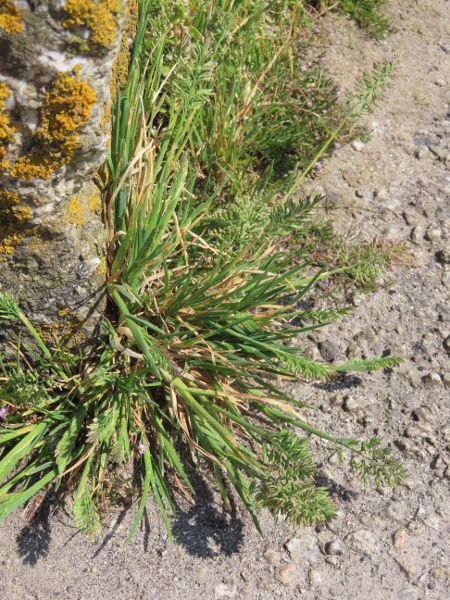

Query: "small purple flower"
(323, 109), (328, 114)
(336, 88), (341, 98)
(315, 161), (323, 170)
(138, 442), (147, 455)
(0, 406), (8, 420)
(335, 142), (341, 149)
(302, 64), (308, 72)
(308, 99), (313, 107)
(315, 27), (320, 33)
(319, 57), (325, 64)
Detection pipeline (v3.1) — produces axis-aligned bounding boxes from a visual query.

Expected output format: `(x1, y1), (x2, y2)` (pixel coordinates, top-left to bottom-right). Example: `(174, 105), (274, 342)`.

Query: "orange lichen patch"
(98, 256), (106, 275)
(66, 197), (83, 226)
(0, 190), (31, 254)
(111, 0), (138, 101)
(100, 100), (111, 132)
(101, 101), (111, 147)
(0, 0), (22, 34)
(0, 228), (21, 254)
(11, 71), (96, 180)
(63, 0), (121, 53)
(88, 194), (102, 213)
(36, 313), (85, 346)
(0, 83), (16, 172)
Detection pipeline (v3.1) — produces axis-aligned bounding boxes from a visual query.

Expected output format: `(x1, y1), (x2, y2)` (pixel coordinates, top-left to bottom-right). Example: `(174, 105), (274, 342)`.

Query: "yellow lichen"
(11, 71), (96, 180)
(66, 197), (83, 226)
(100, 100), (110, 133)
(0, 83), (16, 172)
(0, 0), (22, 34)
(88, 194), (102, 213)
(0, 190), (30, 254)
(98, 256), (106, 275)
(63, 0), (121, 53)
(111, 0), (138, 101)
(36, 311), (85, 346)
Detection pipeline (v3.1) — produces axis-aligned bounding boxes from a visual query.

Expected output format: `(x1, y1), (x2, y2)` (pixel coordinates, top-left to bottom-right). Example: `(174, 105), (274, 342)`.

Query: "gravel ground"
(1, 1), (449, 598)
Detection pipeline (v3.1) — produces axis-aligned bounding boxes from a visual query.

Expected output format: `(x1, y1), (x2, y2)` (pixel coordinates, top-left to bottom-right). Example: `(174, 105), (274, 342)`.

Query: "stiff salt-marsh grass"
(0, 0), (406, 538)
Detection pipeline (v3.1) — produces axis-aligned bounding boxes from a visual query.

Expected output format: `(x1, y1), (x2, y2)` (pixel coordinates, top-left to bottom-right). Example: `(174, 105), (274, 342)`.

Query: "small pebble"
(330, 395), (343, 407)
(416, 507), (440, 531)
(405, 422), (433, 438)
(393, 528), (408, 549)
(430, 566), (450, 578)
(403, 209), (421, 226)
(348, 530), (378, 555)
(352, 140), (365, 152)
(285, 535), (316, 558)
(214, 583), (236, 598)
(413, 406), (435, 423)
(343, 395), (363, 412)
(275, 563), (295, 586)
(318, 340), (340, 362)
(328, 452), (340, 465)
(325, 539), (347, 556)
(309, 569), (323, 585)
(395, 557), (418, 580)
(398, 589), (418, 598)
(421, 373), (442, 388)
(374, 188), (388, 200)
(400, 478), (421, 491)
(263, 550), (281, 565)
(407, 521), (426, 536)
(410, 225), (423, 243)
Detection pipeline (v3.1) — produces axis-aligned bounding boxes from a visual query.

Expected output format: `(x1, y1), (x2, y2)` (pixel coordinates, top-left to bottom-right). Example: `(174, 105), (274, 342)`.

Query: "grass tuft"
(0, 0), (407, 537)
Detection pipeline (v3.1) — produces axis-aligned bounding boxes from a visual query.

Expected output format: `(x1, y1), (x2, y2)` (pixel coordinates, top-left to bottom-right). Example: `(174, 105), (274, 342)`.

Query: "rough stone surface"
(0, 1), (127, 347)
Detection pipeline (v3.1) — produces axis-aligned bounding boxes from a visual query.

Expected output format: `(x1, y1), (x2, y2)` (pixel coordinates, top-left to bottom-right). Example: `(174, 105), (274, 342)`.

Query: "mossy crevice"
(11, 69), (96, 180)
(0, 0), (22, 35)
(0, 82), (16, 172)
(63, 0), (122, 53)
(0, 190), (31, 254)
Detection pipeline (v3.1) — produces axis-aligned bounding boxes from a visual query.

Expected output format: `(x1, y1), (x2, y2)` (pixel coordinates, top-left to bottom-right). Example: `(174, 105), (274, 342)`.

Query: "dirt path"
(1, 1), (449, 598)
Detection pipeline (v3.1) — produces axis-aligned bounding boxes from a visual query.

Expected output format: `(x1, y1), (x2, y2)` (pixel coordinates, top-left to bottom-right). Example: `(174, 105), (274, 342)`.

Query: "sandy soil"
(1, 1), (449, 598)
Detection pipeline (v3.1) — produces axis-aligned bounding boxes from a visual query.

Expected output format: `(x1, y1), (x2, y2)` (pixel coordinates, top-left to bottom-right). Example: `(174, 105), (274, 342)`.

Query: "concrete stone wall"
(0, 1), (127, 351)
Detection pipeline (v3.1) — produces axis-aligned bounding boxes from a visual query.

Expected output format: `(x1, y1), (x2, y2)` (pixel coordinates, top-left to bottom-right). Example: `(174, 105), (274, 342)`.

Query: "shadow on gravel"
(316, 469), (359, 503)
(16, 500), (52, 565)
(171, 474), (245, 558)
(313, 372), (363, 392)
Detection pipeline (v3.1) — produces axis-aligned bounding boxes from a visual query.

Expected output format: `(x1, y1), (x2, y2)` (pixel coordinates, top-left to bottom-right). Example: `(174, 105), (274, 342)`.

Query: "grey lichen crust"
(0, 1), (127, 351)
